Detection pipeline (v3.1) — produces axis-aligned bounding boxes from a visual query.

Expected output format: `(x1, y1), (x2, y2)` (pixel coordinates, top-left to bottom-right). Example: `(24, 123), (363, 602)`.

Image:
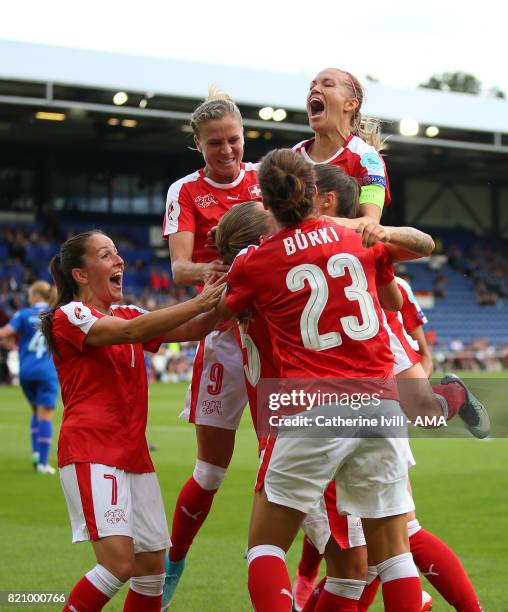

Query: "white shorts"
(301, 500), (332, 555)
(60, 463), (170, 554)
(262, 402), (415, 519)
(404, 438), (416, 467)
(180, 327), (248, 430)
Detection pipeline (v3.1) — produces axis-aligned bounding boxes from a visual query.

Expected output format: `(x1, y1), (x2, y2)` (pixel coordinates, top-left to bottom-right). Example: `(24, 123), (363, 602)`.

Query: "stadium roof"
(0, 39), (507, 136)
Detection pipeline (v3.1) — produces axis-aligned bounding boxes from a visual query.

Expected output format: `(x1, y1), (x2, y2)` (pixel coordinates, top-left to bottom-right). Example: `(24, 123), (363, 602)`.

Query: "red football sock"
(169, 475), (217, 562)
(378, 553), (421, 612)
(298, 536), (323, 580)
(357, 575), (380, 611)
(410, 528), (483, 611)
(248, 550), (293, 612)
(122, 589), (161, 611)
(432, 382), (466, 420)
(315, 590), (358, 611)
(302, 576), (326, 612)
(382, 577), (421, 612)
(64, 576), (111, 611)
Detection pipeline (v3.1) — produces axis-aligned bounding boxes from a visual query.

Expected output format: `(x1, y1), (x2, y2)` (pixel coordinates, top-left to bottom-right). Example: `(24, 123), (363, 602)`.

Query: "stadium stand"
(390, 228), (508, 372)
(0, 42), (506, 379)
(0, 224), (199, 384)
(1, 222), (507, 382)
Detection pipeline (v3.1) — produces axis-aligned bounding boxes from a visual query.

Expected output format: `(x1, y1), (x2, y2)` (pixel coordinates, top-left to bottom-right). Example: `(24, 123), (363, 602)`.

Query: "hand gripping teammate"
(39, 230), (223, 612)
(161, 87), (262, 607)
(217, 149), (423, 612)
(0, 281), (59, 474)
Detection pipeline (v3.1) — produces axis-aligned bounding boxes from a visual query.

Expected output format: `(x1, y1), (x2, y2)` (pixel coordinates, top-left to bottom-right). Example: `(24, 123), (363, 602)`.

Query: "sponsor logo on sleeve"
(360, 152), (384, 173)
(74, 306), (86, 321)
(195, 193), (219, 209)
(361, 175), (386, 188)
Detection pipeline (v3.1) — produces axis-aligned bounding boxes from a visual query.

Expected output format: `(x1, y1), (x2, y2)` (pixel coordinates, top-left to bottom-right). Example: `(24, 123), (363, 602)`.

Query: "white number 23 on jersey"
(286, 253), (379, 351)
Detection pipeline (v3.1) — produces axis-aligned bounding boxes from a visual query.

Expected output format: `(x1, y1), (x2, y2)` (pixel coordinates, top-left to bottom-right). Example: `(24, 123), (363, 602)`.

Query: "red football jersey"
(293, 135), (391, 205)
(162, 162), (261, 264)
(385, 276), (428, 359)
(226, 218), (395, 379)
(53, 302), (161, 473)
(238, 309), (281, 443)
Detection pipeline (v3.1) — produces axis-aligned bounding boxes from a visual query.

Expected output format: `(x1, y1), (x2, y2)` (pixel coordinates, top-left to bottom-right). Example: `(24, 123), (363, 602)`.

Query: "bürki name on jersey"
(283, 225), (340, 256)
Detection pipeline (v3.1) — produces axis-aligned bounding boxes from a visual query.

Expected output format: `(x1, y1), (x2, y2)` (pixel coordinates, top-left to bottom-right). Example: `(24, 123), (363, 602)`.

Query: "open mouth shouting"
(308, 96), (325, 120)
(109, 271), (123, 290)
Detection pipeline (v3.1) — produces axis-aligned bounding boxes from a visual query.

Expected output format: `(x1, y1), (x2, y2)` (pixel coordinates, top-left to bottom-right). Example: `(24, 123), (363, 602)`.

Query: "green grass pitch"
(0, 377), (507, 610)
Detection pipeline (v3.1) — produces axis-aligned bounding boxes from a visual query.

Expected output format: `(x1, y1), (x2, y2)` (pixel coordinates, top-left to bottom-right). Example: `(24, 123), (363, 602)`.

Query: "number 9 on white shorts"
(180, 327), (248, 430)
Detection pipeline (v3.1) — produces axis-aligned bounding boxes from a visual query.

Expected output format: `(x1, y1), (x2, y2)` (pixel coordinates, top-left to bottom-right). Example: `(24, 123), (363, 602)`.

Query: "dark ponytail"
(314, 164), (360, 219)
(40, 230), (103, 355)
(257, 149), (316, 227)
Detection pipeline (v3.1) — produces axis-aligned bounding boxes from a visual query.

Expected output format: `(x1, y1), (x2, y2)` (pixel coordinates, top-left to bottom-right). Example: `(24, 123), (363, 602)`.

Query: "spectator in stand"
(150, 268), (164, 292)
(433, 273), (448, 299)
(450, 337), (464, 353)
(424, 328), (437, 347)
(471, 337), (498, 371)
(159, 271), (171, 292)
(499, 344), (508, 369)
(8, 231), (27, 263)
(448, 337), (469, 371)
(474, 280), (498, 306)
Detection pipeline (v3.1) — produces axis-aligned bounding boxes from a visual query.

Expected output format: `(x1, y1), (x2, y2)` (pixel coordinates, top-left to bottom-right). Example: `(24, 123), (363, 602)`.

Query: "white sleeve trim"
(163, 170), (200, 237)
(60, 302), (98, 335)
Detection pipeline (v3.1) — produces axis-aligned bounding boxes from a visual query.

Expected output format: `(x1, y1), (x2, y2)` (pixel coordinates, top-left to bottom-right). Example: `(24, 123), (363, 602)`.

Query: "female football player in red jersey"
(161, 87), (263, 607)
(218, 149), (423, 612)
(294, 67), (390, 222)
(296, 165), (484, 612)
(40, 230), (223, 612)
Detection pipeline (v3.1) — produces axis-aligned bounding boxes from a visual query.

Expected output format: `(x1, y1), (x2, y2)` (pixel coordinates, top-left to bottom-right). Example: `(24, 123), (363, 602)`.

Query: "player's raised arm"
(356, 222), (435, 260)
(169, 231), (228, 286)
(377, 281), (403, 312)
(86, 277), (225, 346)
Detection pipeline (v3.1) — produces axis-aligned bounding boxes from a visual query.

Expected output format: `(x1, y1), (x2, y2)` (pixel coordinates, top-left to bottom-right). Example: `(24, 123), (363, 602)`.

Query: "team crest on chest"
(195, 193), (219, 209)
(248, 184), (262, 199)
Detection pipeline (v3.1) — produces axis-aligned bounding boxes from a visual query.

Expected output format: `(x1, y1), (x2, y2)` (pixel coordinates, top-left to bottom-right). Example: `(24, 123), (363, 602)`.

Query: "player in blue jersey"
(0, 281), (59, 474)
